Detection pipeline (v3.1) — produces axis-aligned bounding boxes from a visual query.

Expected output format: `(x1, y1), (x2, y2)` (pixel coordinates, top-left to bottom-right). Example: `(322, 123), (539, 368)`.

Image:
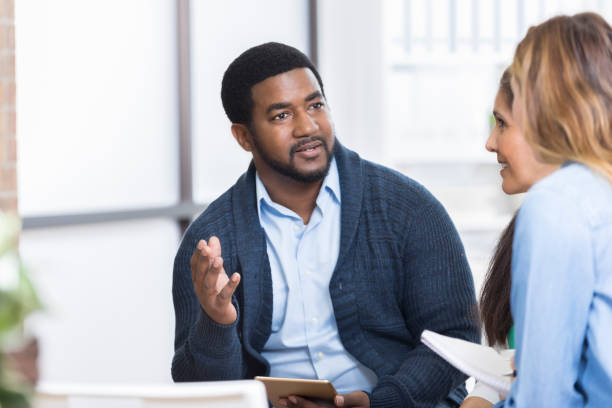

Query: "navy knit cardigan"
(172, 143), (479, 407)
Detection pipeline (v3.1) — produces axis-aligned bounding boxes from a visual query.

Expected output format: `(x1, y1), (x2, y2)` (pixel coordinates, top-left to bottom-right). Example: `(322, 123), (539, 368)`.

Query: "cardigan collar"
(230, 140), (364, 351)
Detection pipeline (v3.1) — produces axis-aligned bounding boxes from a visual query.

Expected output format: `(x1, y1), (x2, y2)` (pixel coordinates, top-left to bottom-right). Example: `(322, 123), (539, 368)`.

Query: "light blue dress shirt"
(257, 159), (378, 394)
(504, 163), (612, 407)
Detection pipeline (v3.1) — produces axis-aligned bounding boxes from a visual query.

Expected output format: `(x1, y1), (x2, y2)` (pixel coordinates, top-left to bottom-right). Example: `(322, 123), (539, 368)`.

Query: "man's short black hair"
(221, 42), (325, 125)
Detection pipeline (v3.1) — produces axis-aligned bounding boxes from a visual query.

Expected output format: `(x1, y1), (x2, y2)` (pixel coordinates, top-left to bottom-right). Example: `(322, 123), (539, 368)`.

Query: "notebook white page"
(420, 329), (514, 396)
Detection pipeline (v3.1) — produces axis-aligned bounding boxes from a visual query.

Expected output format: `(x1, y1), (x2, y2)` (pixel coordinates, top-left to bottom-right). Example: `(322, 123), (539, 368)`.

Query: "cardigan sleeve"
(370, 197), (480, 407)
(170, 226), (245, 381)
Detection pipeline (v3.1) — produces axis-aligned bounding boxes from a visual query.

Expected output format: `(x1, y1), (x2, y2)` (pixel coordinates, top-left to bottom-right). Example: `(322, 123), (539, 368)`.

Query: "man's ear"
(231, 123), (254, 153)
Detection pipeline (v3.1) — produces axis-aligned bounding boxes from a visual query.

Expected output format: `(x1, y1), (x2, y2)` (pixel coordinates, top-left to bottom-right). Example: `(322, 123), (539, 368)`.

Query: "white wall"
(15, 0), (181, 384)
(20, 220), (178, 383)
(317, 0), (385, 163)
(16, 0), (179, 216)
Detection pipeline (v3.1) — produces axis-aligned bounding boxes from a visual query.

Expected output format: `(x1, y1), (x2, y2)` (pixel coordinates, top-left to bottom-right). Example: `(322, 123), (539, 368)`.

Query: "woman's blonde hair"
(512, 12), (612, 183)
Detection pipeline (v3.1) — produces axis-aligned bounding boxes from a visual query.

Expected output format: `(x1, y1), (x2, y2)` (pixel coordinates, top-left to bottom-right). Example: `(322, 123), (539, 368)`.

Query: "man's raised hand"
(190, 236), (241, 325)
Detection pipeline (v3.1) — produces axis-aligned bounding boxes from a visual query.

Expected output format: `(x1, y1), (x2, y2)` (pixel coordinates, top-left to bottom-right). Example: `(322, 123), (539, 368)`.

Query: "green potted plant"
(0, 211), (40, 407)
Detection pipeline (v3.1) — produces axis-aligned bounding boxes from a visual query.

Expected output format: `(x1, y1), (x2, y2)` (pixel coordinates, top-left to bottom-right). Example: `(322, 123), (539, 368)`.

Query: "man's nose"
(294, 111), (318, 137)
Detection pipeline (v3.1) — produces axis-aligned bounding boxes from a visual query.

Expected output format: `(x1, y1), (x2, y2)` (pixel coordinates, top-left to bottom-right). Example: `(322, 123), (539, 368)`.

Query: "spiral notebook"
(420, 329), (515, 396)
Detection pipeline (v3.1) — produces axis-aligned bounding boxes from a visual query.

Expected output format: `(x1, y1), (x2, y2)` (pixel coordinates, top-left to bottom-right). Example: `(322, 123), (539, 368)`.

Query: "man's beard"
(251, 134), (337, 183)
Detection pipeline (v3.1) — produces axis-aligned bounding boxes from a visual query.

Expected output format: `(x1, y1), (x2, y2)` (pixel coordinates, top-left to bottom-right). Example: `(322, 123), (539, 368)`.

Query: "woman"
(502, 12), (612, 407)
(460, 68), (559, 408)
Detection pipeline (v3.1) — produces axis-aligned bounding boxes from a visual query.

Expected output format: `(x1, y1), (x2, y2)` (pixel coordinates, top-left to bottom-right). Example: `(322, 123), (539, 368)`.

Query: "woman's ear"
(231, 124), (254, 153)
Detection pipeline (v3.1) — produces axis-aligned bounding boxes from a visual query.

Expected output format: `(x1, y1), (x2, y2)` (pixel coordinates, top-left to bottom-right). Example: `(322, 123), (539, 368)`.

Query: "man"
(172, 42), (479, 408)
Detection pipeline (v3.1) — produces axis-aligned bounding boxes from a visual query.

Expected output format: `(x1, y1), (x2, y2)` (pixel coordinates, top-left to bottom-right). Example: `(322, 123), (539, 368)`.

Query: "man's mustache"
(290, 136), (328, 156)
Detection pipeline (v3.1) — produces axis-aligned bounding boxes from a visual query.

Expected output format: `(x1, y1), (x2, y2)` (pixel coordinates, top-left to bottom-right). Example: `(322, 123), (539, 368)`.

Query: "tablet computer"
(254, 376), (337, 408)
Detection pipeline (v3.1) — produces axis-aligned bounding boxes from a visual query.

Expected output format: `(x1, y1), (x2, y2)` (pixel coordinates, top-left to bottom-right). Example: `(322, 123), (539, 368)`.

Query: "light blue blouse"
(505, 162), (612, 407)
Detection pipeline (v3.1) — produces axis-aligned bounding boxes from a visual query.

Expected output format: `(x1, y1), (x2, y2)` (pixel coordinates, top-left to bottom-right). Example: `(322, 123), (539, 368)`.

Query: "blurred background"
(2, 0), (611, 386)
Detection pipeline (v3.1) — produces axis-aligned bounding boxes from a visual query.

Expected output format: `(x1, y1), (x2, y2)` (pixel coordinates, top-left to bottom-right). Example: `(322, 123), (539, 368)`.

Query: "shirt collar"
(322, 158), (341, 204)
(255, 158), (341, 219)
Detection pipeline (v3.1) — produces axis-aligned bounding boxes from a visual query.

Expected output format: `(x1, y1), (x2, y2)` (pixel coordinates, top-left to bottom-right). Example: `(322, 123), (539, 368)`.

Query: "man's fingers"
(191, 238), (220, 283)
(198, 240), (221, 287)
(203, 256), (226, 293)
(216, 273), (240, 305)
(193, 240), (217, 295)
(191, 240), (208, 282)
(336, 391), (369, 407)
(286, 395), (321, 407)
(208, 236), (222, 257)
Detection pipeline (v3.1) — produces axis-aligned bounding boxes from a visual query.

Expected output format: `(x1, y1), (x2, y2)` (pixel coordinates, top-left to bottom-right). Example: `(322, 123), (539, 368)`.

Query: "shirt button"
(317, 352), (324, 360)
(293, 225), (300, 231)
(305, 269), (312, 276)
(311, 317), (318, 324)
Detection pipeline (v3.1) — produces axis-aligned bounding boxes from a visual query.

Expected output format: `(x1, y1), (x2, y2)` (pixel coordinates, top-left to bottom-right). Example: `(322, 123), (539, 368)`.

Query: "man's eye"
(273, 112), (289, 120)
(310, 102), (323, 109)
(496, 117), (506, 129)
